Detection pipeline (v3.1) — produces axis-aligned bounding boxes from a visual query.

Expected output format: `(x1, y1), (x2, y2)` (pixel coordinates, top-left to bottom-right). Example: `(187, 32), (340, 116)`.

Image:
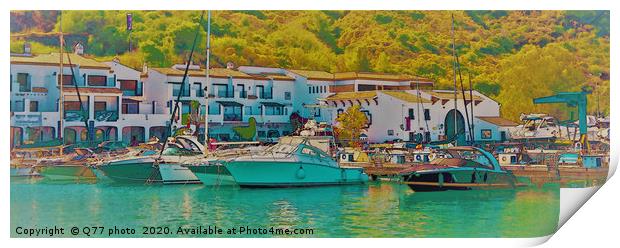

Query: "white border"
(3, 1), (617, 247)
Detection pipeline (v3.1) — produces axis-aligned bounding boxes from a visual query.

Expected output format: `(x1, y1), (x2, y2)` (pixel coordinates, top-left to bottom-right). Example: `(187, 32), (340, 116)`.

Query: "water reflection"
(11, 179), (559, 238)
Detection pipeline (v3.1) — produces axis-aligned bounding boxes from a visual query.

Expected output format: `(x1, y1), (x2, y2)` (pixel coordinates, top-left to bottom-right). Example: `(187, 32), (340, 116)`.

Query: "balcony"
(259, 91), (273, 99)
(95, 110), (119, 122)
(217, 90), (234, 98)
(223, 114), (242, 122)
(64, 110), (88, 122)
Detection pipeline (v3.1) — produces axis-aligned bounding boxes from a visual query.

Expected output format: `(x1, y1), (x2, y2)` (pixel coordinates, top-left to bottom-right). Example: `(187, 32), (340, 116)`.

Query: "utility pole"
(204, 10), (211, 155)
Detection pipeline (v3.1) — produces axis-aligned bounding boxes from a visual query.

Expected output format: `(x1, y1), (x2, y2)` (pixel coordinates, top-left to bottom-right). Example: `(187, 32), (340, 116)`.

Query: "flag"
(126, 14), (133, 31)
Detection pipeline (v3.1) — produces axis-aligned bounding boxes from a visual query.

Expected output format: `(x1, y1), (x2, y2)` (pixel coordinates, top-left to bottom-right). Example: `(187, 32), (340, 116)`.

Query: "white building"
(10, 47), (515, 147)
(10, 48), (167, 147)
(324, 89), (514, 144)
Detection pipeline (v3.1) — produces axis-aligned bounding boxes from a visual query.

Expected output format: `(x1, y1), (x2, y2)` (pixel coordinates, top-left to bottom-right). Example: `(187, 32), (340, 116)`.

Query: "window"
(122, 102), (139, 114)
(308, 86), (311, 94)
(172, 83), (190, 97)
(17, 73), (30, 92)
(387, 130), (394, 136)
(424, 109), (431, 120)
(120, 80), (142, 96)
(193, 82), (204, 97)
(214, 84), (229, 98)
(408, 108), (415, 119)
(284, 91), (291, 100)
(88, 75), (107, 86)
(256, 85), (265, 98)
(481, 129), (492, 139)
(29, 101), (38, 112)
(244, 106), (253, 115)
(301, 147), (317, 156)
(58, 74), (74, 85)
(361, 110), (372, 127)
(94, 102), (107, 111)
(13, 101), (25, 112)
(237, 84), (246, 98)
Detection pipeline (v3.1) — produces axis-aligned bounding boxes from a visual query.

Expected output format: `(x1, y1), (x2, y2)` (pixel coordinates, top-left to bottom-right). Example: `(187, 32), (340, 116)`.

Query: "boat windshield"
(444, 149), (494, 169)
(262, 143), (298, 156)
(175, 137), (203, 153)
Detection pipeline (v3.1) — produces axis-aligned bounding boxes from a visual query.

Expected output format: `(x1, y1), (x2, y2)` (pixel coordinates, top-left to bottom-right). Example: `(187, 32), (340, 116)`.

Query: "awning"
(122, 98), (142, 103)
(260, 102), (285, 107)
(216, 101), (243, 107)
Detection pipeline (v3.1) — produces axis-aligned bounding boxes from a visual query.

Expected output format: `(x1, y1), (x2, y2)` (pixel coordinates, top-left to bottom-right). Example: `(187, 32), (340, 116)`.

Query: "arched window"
(80, 129), (88, 141)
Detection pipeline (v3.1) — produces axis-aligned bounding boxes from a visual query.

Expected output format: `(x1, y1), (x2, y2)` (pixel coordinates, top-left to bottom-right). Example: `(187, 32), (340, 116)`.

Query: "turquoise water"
(11, 178), (559, 238)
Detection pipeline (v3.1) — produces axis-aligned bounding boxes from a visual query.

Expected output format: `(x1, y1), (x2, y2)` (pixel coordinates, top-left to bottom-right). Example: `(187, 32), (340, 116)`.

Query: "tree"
(334, 105), (367, 147)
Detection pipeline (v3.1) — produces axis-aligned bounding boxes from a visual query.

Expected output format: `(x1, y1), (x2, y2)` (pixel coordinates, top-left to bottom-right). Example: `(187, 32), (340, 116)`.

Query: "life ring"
(296, 167), (306, 179)
(415, 154), (422, 162)
(340, 154), (348, 161)
(501, 156), (507, 162)
(574, 142), (582, 151)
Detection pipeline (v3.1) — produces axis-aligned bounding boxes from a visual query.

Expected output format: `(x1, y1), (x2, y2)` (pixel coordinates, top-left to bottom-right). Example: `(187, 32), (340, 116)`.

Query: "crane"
(533, 90), (590, 152)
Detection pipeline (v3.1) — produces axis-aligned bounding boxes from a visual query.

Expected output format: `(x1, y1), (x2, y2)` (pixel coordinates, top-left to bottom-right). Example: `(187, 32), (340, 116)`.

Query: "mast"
(455, 52), (472, 144)
(159, 11), (205, 158)
(65, 50), (91, 145)
(468, 70), (475, 143)
(58, 10), (64, 153)
(204, 10), (211, 155)
(450, 14), (458, 145)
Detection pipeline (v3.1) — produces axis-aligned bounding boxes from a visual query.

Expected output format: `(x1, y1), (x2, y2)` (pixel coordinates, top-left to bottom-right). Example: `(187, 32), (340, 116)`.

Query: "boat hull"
(403, 169), (517, 192)
(99, 158), (163, 183)
(35, 164), (97, 181)
(187, 165), (236, 186)
(225, 161), (368, 188)
(99, 157), (201, 184)
(10, 167), (40, 177)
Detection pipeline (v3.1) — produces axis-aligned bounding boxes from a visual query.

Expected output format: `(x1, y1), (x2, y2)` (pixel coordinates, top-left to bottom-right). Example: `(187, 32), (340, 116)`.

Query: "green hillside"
(10, 10), (610, 120)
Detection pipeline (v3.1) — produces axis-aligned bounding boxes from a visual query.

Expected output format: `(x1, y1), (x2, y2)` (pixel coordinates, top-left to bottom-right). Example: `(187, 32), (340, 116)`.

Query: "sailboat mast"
(159, 11), (205, 158)
(450, 14), (458, 145)
(204, 10), (211, 155)
(58, 11), (64, 143)
(468, 70), (475, 143)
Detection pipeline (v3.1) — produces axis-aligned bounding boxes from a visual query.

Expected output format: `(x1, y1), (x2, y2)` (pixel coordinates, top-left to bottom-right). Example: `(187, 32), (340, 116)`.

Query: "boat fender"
(483, 172), (488, 183)
(428, 153), (437, 161)
(295, 167), (306, 179)
(438, 173), (444, 187)
(471, 171), (477, 183)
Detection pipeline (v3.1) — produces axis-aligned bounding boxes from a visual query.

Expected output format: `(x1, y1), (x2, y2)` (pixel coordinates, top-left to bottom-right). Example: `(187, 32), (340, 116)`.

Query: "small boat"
(223, 136), (369, 188)
(98, 136), (203, 184)
(10, 145), (67, 178)
(401, 146), (518, 192)
(510, 113), (565, 142)
(33, 148), (98, 181)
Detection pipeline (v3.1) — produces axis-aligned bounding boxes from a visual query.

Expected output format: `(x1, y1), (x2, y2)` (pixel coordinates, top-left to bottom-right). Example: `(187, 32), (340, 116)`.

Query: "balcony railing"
(64, 111), (88, 122)
(259, 91), (273, 99)
(95, 110), (119, 122)
(223, 114), (242, 121)
(217, 90), (234, 98)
